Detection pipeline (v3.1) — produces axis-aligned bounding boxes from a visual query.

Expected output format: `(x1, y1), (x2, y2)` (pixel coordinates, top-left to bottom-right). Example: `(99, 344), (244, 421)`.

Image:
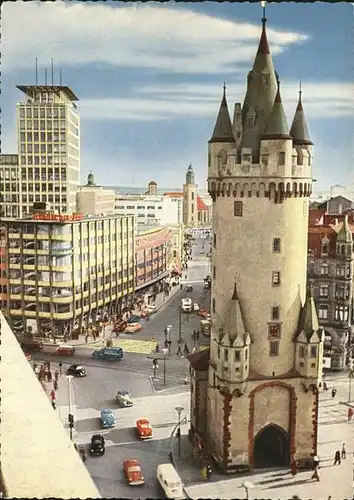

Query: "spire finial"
(261, 1), (267, 26)
(299, 80), (302, 102)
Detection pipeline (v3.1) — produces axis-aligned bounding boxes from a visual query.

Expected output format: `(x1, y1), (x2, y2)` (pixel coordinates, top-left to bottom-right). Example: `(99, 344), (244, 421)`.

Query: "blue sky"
(2, 1), (353, 194)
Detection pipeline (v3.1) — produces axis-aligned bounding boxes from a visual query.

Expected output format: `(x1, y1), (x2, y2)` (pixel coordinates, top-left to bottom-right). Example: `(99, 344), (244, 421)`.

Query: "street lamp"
(66, 375), (74, 441)
(162, 348), (168, 386)
(175, 406), (184, 458)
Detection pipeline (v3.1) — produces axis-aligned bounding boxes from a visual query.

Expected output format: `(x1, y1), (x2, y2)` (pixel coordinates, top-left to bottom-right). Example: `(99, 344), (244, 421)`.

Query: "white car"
(146, 304), (157, 313)
(181, 298), (193, 312)
(193, 303), (200, 312)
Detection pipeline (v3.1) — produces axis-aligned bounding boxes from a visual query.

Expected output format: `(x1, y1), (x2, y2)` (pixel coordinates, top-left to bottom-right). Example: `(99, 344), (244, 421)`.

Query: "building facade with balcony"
(16, 84), (80, 216)
(135, 227), (173, 304)
(1, 211), (135, 339)
(308, 213), (354, 370)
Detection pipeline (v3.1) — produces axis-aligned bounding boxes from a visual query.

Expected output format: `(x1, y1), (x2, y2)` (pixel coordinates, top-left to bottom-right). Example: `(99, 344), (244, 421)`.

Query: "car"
(100, 408), (116, 428)
(55, 344), (75, 356)
(193, 303), (200, 312)
(89, 434), (105, 456)
(127, 315), (141, 324)
(181, 297), (193, 313)
(146, 304), (157, 313)
(124, 323), (142, 333)
(20, 338), (43, 352)
(116, 389), (133, 407)
(185, 284), (193, 292)
(66, 364), (87, 377)
(123, 459), (145, 486)
(136, 418), (153, 439)
(198, 309), (210, 319)
(92, 347), (124, 361)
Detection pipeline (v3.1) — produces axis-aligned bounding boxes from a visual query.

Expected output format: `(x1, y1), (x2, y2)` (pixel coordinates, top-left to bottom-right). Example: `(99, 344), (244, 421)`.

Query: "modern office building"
(77, 172), (116, 216)
(308, 212), (354, 370)
(16, 85), (80, 217)
(2, 209), (135, 338)
(0, 154), (21, 219)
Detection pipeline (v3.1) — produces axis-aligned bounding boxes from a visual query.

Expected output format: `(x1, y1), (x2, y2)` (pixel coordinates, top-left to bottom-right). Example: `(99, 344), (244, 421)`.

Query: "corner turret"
(290, 84), (313, 146)
(336, 215), (353, 259)
(295, 284), (324, 386)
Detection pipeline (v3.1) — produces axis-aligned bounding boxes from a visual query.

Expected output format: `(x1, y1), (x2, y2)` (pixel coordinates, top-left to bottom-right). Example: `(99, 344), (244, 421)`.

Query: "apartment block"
(16, 85), (80, 216)
(2, 211), (135, 338)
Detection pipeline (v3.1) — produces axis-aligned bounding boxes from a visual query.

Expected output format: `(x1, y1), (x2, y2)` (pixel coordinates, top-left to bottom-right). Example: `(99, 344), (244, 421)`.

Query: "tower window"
(234, 350), (240, 362)
(310, 346), (317, 358)
(269, 341), (279, 357)
(191, 192), (194, 201)
(271, 306), (279, 320)
(212, 298), (215, 313)
(247, 117), (255, 128)
(278, 152), (286, 166)
(224, 349), (229, 362)
(234, 201), (243, 217)
(213, 233), (216, 248)
(273, 238), (281, 253)
(299, 345), (305, 358)
(272, 271), (281, 286)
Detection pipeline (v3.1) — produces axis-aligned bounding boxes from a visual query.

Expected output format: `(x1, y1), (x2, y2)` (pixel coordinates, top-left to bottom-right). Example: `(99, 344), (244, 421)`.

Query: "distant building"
(77, 172), (115, 215)
(146, 180), (158, 196)
(0, 154), (21, 219)
(16, 85), (80, 216)
(1, 209), (135, 338)
(308, 213), (354, 370)
(318, 195), (354, 216)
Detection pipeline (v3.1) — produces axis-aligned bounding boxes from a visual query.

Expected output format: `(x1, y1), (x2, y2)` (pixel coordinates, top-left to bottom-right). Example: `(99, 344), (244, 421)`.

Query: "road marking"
(81, 339), (156, 354)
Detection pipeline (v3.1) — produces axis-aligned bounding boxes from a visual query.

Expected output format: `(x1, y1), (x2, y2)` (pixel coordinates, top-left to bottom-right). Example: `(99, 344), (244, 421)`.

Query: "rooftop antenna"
(51, 58), (54, 86)
(35, 57), (38, 85)
(261, 1), (267, 25)
(44, 68), (48, 86)
(59, 67), (63, 86)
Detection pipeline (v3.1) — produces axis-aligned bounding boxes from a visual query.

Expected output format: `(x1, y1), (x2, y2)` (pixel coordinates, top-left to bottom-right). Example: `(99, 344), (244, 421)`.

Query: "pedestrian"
(85, 335), (88, 343)
(177, 345), (182, 356)
(51, 401), (56, 410)
(334, 450), (341, 465)
(50, 389), (56, 402)
(164, 339), (168, 348)
(290, 460), (297, 479)
(196, 330), (200, 341)
(206, 464), (212, 480)
(183, 343), (189, 355)
(348, 407), (353, 421)
(192, 347), (196, 354)
(184, 373), (188, 385)
(54, 370), (59, 382)
(155, 343), (160, 353)
(313, 455), (319, 469)
(53, 380), (58, 391)
(311, 464), (320, 481)
(47, 370), (52, 383)
(59, 361), (62, 375)
(323, 381), (328, 391)
(332, 388), (337, 398)
(341, 443), (346, 459)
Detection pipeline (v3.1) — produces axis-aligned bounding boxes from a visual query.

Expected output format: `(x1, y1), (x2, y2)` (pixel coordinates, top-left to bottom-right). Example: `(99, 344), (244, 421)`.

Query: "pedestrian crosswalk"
(81, 338), (156, 355)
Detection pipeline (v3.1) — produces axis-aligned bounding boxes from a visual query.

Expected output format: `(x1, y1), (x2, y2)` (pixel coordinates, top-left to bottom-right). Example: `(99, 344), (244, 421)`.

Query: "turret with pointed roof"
(290, 85), (313, 146)
(262, 83), (292, 140)
(240, 16), (278, 161)
(336, 214), (353, 243)
(297, 283), (320, 342)
(209, 84), (235, 144)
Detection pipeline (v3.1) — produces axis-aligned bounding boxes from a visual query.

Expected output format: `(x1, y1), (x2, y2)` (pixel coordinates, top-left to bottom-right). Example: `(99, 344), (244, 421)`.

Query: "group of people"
(33, 361), (61, 409)
(291, 442), (347, 483)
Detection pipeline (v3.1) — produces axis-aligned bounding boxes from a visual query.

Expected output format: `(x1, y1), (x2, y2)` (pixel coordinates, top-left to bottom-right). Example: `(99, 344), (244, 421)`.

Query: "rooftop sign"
(32, 213), (83, 222)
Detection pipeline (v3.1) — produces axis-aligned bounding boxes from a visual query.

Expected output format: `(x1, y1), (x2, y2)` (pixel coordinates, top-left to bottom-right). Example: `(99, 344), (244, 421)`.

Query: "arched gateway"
(253, 424), (290, 469)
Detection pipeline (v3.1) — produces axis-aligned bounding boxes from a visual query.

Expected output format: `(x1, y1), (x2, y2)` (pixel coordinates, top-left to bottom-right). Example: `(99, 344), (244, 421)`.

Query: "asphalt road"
(32, 238), (209, 499)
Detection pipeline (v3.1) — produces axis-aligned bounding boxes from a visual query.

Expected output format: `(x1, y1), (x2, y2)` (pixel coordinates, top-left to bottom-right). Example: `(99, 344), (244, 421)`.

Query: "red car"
(136, 418), (153, 439)
(198, 309), (210, 319)
(54, 344), (75, 356)
(123, 459), (145, 486)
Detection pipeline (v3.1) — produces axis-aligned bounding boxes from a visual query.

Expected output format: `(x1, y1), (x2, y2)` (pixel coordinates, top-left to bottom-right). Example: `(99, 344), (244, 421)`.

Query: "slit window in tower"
(278, 152), (286, 166)
(213, 266), (216, 280)
(234, 201), (243, 217)
(271, 306), (280, 320)
(310, 346), (317, 358)
(213, 233), (216, 248)
(234, 350), (240, 362)
(273, 238), (281, 253)
(299, 345), (305, 358)
(224, 349), (229, 362)
(269, 341), (279, 357)
(272, 271), (281, 286)
(212, 298), (215, 313)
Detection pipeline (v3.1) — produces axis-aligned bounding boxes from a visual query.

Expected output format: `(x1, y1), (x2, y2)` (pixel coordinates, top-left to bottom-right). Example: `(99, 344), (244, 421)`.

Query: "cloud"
(78, 81), (353, 122)
(2, 2), (309, 75)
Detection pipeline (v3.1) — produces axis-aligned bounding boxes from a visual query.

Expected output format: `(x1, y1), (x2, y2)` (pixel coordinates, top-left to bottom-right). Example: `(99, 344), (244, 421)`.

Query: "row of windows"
(317, 304), (350, 321)
(20, 143), (67, 154)
(20, 131), (66, 142)
(20, 155), (67, 166)
(19, 106), (66, 119)
(319, 263), (351, 278)
(19, 119), (66, 131)
(319, 284), (351, 299)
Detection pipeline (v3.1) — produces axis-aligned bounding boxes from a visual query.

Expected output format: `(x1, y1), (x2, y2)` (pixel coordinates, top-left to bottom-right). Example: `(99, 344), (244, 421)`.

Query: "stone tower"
(189, 14), (323, 473)
(183, 164), (198, 227)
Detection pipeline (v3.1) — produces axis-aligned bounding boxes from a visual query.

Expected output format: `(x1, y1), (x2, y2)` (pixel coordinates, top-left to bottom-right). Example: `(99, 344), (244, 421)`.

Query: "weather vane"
(261, 1), (267, 23)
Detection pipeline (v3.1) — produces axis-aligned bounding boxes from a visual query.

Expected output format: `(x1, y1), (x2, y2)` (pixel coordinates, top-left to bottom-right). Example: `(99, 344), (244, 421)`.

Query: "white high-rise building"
(16, 85), (80, 216)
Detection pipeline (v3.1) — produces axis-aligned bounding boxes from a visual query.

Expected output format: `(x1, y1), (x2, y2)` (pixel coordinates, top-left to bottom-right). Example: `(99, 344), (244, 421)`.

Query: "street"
(31, 237), (210, 499)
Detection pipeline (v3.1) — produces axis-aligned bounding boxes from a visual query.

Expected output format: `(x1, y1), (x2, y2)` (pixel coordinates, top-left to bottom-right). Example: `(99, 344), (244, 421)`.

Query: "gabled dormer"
(295, 284), (324, 384)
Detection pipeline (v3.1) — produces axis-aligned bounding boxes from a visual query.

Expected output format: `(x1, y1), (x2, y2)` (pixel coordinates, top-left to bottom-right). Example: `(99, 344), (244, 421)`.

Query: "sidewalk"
(173, 377), (353, 499)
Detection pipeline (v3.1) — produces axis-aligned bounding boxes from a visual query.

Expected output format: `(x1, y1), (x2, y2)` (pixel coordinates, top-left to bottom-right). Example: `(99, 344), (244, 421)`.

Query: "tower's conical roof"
(241, 17), (278, 158)
(226, 283), (247, 343)
(337, 215), (353, 243)
(290, 87), (313, 146)
(209, 84), (235, 144)
(299, 283), (320, 340)
(263, 84), (292, 140)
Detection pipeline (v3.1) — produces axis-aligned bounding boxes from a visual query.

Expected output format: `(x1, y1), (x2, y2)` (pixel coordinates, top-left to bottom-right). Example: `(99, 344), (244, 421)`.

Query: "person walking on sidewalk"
(85, 334), (88, 343)
(311, 464), (320, 482)
(347, 407), (353, 421)
(177, 345), (182, 356)
(334, 450), (341, 465)
(341, 443), (346, 459)
(59, 361), (63, 375)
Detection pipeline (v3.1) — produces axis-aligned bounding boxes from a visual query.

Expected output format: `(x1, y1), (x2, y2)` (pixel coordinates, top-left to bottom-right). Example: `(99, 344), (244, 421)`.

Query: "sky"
(1, 1), (353, 194)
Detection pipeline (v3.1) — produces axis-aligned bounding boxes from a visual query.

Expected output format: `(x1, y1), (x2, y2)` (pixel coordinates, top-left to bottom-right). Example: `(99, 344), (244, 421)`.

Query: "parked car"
(127, 315), (141, 324)
(124, 323), (142, 334)
(116, 389), (133, 407)
(100, 408), (116, 428)
(66, 364), (87, 377)
(136, 418), (153, 439)
(55, 344), (75, 356)
(89, 434), (105, 456)
(146, 304), (157, 313)
(20, 338), (43, 352)
(181, 297), (193, 313)
(113, 320), (128, 333)
(123, 459), (145, 486)
(185, 284), (193, 292)
(92, 347), (123, 361)
(200, 319), (211, 336)
(198, 309), (210, 319)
